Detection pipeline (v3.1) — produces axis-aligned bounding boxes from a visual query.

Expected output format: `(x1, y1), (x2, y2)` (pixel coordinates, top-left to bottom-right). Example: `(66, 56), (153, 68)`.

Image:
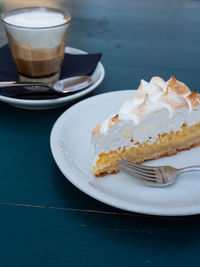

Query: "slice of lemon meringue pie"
(92, 75), (200, 177)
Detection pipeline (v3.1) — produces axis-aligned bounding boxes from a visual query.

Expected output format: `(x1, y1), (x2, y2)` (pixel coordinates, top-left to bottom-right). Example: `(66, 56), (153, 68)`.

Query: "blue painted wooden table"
(1, 0), (200, 266)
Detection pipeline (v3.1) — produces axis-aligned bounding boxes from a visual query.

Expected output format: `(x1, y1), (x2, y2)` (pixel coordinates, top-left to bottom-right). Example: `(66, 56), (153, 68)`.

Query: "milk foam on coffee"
(4, 9), (69, 48)
(4, 10), (66, 27)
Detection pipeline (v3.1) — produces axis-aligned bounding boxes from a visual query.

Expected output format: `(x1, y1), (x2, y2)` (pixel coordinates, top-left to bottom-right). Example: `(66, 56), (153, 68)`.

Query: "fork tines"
(119, 159), (158, 184)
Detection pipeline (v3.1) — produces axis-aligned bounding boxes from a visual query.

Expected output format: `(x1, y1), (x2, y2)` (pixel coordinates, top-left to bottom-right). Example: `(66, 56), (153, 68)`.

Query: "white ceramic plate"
(0, 47), (105, 110)
(50, 90), (200, 216)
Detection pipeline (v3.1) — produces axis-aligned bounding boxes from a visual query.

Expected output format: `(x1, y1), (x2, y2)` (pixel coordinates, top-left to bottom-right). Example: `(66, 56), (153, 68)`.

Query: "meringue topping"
(92, 76), (200, 156)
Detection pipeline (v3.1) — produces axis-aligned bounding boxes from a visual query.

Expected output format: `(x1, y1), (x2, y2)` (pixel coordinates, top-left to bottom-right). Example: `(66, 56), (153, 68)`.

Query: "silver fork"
(119, 159), (200, 186)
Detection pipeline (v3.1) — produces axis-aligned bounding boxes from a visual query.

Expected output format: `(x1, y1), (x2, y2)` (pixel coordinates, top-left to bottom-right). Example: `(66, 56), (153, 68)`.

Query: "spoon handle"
(0, 81), (51, 89)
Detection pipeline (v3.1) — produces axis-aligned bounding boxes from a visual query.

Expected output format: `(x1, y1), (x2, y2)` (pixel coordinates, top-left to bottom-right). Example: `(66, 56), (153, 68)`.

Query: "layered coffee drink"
(1, 7), (71, 86)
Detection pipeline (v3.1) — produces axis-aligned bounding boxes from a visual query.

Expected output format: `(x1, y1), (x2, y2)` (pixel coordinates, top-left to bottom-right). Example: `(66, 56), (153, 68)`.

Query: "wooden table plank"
(1, 204), (200, 266)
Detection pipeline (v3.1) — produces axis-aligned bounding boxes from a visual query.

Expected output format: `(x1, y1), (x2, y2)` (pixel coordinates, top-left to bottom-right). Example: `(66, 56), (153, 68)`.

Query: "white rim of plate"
(0, 46), (105, 106)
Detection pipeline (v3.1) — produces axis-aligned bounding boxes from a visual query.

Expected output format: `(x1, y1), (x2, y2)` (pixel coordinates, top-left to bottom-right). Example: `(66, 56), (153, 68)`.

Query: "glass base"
(19, 72), (60, 90)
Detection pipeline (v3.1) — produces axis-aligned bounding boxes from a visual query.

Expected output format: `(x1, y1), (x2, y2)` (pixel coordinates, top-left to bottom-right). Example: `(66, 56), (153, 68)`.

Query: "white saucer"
(0, 47), (105, 110)
(50, 90), (200, 216)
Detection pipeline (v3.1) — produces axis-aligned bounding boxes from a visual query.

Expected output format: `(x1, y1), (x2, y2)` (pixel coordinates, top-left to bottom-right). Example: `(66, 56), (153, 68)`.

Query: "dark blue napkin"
(0, 45), (102, 99)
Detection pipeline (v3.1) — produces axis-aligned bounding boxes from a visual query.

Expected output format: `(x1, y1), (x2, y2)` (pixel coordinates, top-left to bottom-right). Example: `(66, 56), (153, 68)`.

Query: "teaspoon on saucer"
(0, 75), (93, 94)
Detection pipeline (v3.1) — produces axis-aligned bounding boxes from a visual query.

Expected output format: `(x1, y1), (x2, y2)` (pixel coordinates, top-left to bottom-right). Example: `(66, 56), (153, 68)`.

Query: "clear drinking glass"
(1, 6), (71, 87)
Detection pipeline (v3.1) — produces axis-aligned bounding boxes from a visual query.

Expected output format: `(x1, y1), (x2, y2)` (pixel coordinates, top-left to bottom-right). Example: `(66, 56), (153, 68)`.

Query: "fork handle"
(178, 165), (200, 175)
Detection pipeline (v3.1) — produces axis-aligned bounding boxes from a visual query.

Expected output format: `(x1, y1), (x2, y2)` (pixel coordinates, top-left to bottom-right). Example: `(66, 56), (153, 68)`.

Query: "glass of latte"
(1, 7), (71, 87)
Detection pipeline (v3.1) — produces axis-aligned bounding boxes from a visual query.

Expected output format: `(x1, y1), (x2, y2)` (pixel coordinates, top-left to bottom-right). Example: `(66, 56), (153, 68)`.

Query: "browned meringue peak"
(92, 114), (119, 135)
(108, 114), (119, 128)
(130, 94), (162, 122)
(135, 94), (151, 113)
(92, 123), (102, 135)
(133, 93), (150, 111)
(167, 75), (191, 96)
(160, 89), (189, 110)
(149, 76), (166, 88)
(135, 79), (164, 102)
(186, 90), (200, 109)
